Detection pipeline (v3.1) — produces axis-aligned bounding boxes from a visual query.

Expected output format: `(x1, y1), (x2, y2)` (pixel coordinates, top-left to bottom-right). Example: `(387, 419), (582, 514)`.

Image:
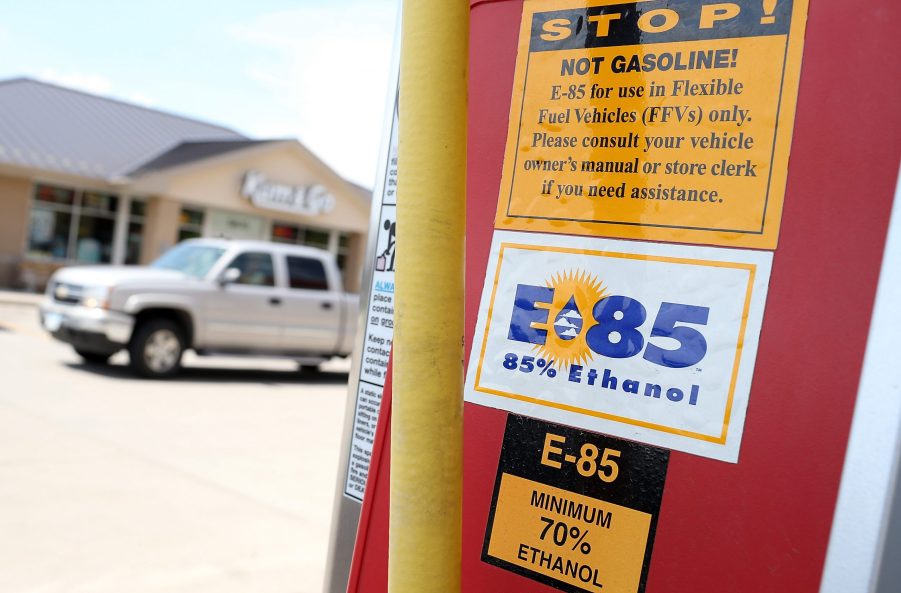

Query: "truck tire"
(74, 348), (113, 365)
(129, 318), (185, 379)
(298, 363), (322, 375)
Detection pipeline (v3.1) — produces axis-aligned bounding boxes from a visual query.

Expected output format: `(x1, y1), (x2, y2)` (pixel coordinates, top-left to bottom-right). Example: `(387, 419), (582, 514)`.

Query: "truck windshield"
(151, 244), (226, 278)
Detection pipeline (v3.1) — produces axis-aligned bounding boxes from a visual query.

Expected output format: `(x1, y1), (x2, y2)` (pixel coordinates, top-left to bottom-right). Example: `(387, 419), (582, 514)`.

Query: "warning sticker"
(495, 0), (808, 248)
(464, 231), (771, 462)
(344, 96), (398, 502)
(484, 415), (668, 593)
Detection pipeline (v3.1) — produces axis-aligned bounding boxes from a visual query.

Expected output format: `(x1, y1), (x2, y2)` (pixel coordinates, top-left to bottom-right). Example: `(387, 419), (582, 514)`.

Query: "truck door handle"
(269, 297), (282, 306)
(321, 302), (333, 310)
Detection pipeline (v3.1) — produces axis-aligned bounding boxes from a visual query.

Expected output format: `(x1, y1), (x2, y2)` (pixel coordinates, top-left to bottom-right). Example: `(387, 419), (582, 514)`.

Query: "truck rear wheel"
(129, 319), (185, 379)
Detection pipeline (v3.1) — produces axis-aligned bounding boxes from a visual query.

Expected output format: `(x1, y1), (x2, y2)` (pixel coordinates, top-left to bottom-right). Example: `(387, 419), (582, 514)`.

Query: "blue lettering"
(508, 284), (554, 345)
(568, 364), (583, 383)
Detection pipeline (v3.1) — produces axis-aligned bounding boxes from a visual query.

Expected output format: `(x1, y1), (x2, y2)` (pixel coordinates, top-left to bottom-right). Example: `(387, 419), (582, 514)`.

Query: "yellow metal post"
(389, 0), (467, 592)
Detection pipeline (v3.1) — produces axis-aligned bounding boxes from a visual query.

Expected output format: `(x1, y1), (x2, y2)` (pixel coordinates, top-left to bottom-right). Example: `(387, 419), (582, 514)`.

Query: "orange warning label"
(495, 0), (809, 248)
(482, 415), (668, 593)
(488, 474), (651, 593)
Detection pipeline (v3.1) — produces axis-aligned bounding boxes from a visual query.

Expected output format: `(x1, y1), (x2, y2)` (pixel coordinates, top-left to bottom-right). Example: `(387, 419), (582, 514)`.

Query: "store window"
(27, 185), (74, 260)
(304, 229), (330, 251)
(271, 223), (299, 244)
(271, 222), (331, 251)
(270, 224), (352, 271)
(126, 199), (146, 265)
(207, 209), (265, 240)
(336, 233), (352, 271)
(272, 222), (301, 245)
(74, 191), (117, 263)
(27, 184), (118, 263)
(178, 207), (205, 242)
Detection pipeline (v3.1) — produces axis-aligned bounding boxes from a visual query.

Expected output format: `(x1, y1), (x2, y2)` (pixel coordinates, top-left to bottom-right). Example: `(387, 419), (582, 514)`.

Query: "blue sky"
(0, 0), (398, 187)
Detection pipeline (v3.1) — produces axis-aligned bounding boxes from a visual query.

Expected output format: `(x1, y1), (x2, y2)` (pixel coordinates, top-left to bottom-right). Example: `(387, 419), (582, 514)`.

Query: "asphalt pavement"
(0, 295), (350, 593)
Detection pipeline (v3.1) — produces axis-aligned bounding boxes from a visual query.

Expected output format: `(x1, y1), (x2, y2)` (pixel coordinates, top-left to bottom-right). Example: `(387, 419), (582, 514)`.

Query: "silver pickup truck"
(39, 239), (359, 378)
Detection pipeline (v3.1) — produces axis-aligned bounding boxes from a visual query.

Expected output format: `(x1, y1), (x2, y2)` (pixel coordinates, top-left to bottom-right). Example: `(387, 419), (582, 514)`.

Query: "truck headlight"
(82, 286), (111, 309)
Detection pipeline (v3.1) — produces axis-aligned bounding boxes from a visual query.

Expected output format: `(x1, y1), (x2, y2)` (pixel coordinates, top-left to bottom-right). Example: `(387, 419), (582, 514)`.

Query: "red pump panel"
(348, 0), (901, 591)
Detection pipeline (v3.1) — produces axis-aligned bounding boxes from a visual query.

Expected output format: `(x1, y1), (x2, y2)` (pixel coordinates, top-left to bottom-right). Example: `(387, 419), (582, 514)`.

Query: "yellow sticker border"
(472, 241), (757, 445)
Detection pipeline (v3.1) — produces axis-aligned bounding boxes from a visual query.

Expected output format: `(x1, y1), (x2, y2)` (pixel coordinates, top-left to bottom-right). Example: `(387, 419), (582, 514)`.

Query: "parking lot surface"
(0, 299), (349, 593)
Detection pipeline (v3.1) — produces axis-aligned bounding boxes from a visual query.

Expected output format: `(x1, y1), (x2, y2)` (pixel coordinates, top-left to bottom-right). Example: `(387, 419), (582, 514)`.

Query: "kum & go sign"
(241, 170), (336, 217)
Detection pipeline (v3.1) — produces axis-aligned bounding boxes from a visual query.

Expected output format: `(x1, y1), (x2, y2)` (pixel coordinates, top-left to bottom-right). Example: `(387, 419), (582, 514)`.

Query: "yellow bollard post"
(389, 0), (467, 592)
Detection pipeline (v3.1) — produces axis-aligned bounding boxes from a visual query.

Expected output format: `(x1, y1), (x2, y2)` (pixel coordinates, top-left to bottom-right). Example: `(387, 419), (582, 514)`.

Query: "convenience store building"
(0, 78), (370, 291)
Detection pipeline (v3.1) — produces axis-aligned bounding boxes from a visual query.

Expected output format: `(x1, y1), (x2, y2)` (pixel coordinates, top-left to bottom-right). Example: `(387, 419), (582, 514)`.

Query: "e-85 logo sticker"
(501, 269), (708, 407)
(510, 270), (709, 370)
(464, 232), (771, 462)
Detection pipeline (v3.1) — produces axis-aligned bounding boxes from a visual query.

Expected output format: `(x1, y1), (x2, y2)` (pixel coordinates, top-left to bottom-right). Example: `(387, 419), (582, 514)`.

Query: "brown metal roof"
(0, 77), (246, 181)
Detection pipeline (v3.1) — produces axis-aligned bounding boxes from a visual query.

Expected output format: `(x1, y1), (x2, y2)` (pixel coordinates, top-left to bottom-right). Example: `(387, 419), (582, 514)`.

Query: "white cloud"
(228, 1), (397, 186)
(124, 92), (159, 108)
(36, 68), (159, 108)
(37, 68), (114, 95)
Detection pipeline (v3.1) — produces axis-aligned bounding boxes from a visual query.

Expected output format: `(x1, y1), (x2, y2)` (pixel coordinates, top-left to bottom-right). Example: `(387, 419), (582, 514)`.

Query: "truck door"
(279, 254), (342, 354)
(204, 250), (283, 351)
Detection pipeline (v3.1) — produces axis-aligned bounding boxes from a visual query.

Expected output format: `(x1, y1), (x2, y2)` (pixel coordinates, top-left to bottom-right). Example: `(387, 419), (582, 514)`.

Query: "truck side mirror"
(219, 267), (241, 287)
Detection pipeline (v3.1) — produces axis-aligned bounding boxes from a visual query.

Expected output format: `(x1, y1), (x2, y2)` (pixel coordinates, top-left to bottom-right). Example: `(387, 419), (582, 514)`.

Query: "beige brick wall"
(0, 175), (32, 287)
(140, 196), (180, 264)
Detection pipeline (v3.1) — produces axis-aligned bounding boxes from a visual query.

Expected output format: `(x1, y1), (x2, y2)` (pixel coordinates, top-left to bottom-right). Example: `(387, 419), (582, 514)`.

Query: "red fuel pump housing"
(346, 1), (901, 591)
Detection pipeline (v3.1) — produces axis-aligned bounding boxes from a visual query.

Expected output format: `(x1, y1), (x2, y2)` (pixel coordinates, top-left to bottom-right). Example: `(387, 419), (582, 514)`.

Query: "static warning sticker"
(344, 96), (398, 502)
(495, 0), (808, 248)
(464, 231), (771, 462)
(483, 415), (668, 593)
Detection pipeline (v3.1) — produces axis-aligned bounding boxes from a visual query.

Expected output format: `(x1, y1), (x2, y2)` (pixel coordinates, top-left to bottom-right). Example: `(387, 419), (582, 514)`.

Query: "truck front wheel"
(74, 348), (113, 365)
(129, 319), (185, 379)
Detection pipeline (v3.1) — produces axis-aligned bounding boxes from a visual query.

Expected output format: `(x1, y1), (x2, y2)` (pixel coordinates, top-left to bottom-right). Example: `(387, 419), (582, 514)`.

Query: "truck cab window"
(228, 252), (275, 287)
(287, 256), (328, 291)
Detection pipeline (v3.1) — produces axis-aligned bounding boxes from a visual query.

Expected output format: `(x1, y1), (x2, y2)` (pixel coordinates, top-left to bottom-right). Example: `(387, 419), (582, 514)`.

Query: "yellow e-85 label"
(483, 415), (668, 593)
(495, 0), (809, 248)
